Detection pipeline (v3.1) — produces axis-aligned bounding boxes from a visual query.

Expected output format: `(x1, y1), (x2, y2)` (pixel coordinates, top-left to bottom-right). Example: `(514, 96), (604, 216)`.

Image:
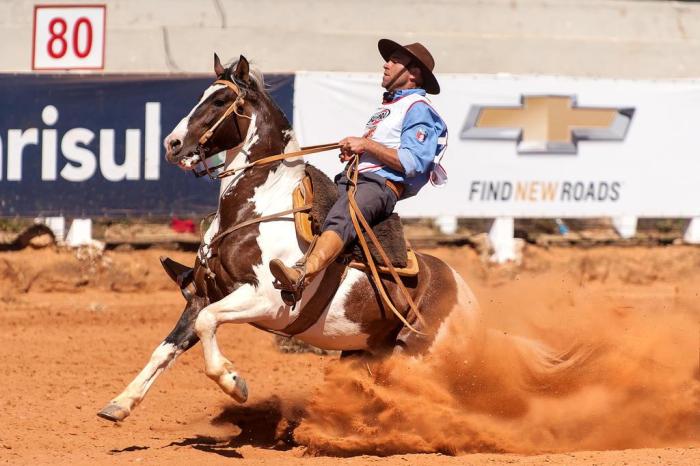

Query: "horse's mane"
(225, 56), (292, 127)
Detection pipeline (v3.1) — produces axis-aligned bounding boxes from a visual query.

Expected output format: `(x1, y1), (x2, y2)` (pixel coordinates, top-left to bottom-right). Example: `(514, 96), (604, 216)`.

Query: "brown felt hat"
(378, 39), (440, 94)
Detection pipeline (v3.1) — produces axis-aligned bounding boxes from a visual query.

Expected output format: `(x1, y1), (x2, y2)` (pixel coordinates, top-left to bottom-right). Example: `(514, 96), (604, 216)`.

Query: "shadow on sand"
(164, 396), (302, 458)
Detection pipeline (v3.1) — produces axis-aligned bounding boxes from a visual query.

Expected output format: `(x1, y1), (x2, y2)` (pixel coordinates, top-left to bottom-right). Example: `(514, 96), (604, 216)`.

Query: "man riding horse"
(269, 39), (448, 302)
(99, 44), (575, 424)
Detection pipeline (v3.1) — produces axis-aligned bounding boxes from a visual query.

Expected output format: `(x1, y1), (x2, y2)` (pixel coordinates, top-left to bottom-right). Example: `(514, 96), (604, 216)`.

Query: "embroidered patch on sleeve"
(416, 128), (427, 143)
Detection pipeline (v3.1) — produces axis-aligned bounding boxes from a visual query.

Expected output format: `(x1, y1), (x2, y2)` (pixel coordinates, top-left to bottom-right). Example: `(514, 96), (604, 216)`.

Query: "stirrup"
(269, 260), (306, 307)
(160, 256), (195, 301)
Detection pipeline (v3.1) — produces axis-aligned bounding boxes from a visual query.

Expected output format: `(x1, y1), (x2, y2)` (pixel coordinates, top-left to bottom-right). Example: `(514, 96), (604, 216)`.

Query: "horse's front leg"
(195, 283), (280, 401)
(97, 296), (207, 422)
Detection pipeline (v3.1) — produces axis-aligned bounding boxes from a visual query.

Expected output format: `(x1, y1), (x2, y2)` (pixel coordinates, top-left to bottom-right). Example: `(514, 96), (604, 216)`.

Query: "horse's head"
(164, 54), (260, 173)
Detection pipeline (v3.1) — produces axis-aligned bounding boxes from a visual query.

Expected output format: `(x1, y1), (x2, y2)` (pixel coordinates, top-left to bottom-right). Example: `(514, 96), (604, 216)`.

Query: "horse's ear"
(233, 55), (251, 85)
(214, 53), (225, 77)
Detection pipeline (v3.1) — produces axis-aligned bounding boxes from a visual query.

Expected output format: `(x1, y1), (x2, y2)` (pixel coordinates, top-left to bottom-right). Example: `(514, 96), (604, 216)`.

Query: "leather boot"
(269, 230), (344, 305)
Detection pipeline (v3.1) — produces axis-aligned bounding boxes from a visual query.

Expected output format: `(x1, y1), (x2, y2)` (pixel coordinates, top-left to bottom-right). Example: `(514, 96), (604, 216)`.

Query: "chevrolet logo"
(460, 95), (635, 154)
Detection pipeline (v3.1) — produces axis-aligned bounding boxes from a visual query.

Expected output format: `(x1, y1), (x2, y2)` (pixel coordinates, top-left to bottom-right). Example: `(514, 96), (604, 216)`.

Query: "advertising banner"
(0, 73), (294, 216)
(294, 72), (700, 218)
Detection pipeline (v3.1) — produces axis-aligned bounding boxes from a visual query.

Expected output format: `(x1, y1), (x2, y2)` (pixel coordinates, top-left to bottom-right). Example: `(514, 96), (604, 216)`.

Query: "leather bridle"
(192, 78), (342, 180)
(191, 79), (250, 178)
(197, 79), (248, 148)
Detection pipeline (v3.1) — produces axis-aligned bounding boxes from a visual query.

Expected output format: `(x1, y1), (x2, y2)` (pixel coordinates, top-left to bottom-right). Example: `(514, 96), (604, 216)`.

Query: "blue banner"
(0, 73), (294, 217)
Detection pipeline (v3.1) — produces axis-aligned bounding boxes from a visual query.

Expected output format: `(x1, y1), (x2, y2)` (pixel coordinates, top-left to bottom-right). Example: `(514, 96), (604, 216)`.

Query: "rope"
(345, 157), (428, 335)
(209, 204), (312, 249)
(197, 205), (312, 279)
(215, 143), (340, 179)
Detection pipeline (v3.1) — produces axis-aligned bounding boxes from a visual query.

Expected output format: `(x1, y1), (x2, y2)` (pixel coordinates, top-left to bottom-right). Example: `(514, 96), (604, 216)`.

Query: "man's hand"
(337, 136), (405, 172)
(338, 150), (354, 162)
(339, 137), (367, 160)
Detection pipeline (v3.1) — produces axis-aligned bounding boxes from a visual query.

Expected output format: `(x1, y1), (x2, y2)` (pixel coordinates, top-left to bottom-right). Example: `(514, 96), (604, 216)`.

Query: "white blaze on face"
(164, 83), (225, 166)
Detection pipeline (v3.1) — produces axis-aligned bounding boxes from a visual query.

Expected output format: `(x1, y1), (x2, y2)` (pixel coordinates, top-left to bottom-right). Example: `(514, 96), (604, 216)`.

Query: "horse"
(97, 54), (483, 422)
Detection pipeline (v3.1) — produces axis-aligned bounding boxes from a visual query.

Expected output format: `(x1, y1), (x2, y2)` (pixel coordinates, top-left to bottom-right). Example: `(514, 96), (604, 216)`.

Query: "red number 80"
(47, 17), (93, 59)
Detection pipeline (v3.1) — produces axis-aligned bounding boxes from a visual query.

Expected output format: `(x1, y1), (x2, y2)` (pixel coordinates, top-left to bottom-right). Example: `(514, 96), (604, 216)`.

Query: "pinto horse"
(98, 55), (484, 422)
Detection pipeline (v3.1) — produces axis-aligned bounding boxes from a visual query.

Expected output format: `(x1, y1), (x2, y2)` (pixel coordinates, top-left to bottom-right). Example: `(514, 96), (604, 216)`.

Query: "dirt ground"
(0, 245), (698, 465)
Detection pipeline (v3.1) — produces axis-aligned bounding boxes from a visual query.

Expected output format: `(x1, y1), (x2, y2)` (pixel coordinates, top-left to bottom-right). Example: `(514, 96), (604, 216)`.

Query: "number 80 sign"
(33, 5), (106, 70)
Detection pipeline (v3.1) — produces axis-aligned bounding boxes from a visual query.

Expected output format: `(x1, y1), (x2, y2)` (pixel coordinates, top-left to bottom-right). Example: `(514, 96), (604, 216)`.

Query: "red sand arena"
(0, 245), (697, 465)
(4, 1), (700, 465)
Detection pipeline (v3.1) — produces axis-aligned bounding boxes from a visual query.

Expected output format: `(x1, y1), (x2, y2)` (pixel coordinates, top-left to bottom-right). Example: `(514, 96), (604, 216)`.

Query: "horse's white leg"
(194, 284), (279, 400)
(98, 296), (205, 422)
(98, 342), (181, 421)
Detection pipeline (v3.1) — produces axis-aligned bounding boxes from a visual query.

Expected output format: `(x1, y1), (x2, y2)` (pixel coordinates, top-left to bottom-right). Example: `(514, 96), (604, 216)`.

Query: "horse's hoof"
(231, 373), (248, 403)
(222, 373), (248, 403)
(97, 402), (131, 422)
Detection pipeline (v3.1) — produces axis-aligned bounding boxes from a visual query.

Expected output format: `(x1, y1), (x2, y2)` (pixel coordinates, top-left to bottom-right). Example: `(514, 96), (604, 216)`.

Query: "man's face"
(382, 51), (414, 91)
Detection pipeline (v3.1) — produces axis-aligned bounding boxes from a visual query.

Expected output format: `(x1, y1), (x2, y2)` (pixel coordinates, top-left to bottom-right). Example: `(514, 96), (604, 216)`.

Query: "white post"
(611, 216), (638, 239)
(65, 218), (93, 247)
(435, 215), (458, 235)
(683, 217), (700, 244)
(489, 217), (516, 263)
(39, 216), (66, 243)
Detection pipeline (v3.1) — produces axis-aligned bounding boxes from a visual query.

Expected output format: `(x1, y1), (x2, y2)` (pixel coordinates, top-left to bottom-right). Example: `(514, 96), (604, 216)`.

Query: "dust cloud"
(295, 279), (699, 456)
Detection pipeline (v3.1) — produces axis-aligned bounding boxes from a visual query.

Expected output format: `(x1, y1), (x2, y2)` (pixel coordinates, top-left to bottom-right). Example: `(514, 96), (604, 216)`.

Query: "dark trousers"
(322, 172), (398, 245)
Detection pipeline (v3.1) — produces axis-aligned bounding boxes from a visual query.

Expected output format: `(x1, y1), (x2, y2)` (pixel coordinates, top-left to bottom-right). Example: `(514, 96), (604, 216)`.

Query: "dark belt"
(385, 179), (404, 199)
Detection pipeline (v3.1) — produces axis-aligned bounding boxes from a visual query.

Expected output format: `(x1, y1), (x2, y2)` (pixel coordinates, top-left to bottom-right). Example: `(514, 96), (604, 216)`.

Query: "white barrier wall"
(3, 0), (700, 77)
(294, 72), (700, 219)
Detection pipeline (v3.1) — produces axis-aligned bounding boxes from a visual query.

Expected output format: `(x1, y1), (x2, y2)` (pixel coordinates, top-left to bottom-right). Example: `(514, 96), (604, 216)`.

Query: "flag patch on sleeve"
(416, 128), (427, 143)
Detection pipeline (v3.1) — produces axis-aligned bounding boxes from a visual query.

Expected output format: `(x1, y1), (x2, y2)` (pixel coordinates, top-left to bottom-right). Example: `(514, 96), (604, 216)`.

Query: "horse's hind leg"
(193, 284), (280, 401)
(97, 296), (206, 422)
(394, 264), (482, 356)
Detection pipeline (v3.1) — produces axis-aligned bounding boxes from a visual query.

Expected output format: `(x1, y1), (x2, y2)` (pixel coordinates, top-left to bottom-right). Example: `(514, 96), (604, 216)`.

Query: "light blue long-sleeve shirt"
(372, 88), (447, 198)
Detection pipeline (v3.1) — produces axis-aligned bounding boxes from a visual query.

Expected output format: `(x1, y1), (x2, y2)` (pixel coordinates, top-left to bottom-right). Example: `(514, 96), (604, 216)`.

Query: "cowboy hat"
(378, 39), (440, 94)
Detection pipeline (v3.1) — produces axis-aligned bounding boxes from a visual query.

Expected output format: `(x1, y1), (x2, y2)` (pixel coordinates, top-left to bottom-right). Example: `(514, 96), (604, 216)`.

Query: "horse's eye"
(214, 99), (226, 107)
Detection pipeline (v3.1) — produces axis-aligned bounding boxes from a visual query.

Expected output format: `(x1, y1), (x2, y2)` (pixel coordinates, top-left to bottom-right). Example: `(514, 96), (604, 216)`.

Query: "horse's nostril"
(169, 139), (182, 150)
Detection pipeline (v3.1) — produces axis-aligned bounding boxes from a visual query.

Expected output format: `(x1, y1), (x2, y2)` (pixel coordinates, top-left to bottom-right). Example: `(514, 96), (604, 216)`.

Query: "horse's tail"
(433, 268), (596, 394)
(441, 267), (596, 392)
(433, 268), (487, 353)
(489, 330), (597, 392)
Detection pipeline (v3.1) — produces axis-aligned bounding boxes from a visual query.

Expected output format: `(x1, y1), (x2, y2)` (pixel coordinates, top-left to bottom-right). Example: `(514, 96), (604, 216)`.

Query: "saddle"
(293, 165), (419, 277)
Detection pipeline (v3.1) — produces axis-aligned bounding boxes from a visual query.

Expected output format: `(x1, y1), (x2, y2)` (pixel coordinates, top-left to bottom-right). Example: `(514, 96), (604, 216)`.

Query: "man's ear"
(408, 65), (423, 87)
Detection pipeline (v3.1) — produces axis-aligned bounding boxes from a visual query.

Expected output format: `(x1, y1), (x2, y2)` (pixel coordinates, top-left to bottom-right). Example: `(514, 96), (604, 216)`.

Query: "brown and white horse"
(98, 55), (484, 422)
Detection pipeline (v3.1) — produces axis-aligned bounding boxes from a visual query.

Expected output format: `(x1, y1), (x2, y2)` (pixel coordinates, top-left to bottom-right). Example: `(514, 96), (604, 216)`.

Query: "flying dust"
(294, 273), (700, 456)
